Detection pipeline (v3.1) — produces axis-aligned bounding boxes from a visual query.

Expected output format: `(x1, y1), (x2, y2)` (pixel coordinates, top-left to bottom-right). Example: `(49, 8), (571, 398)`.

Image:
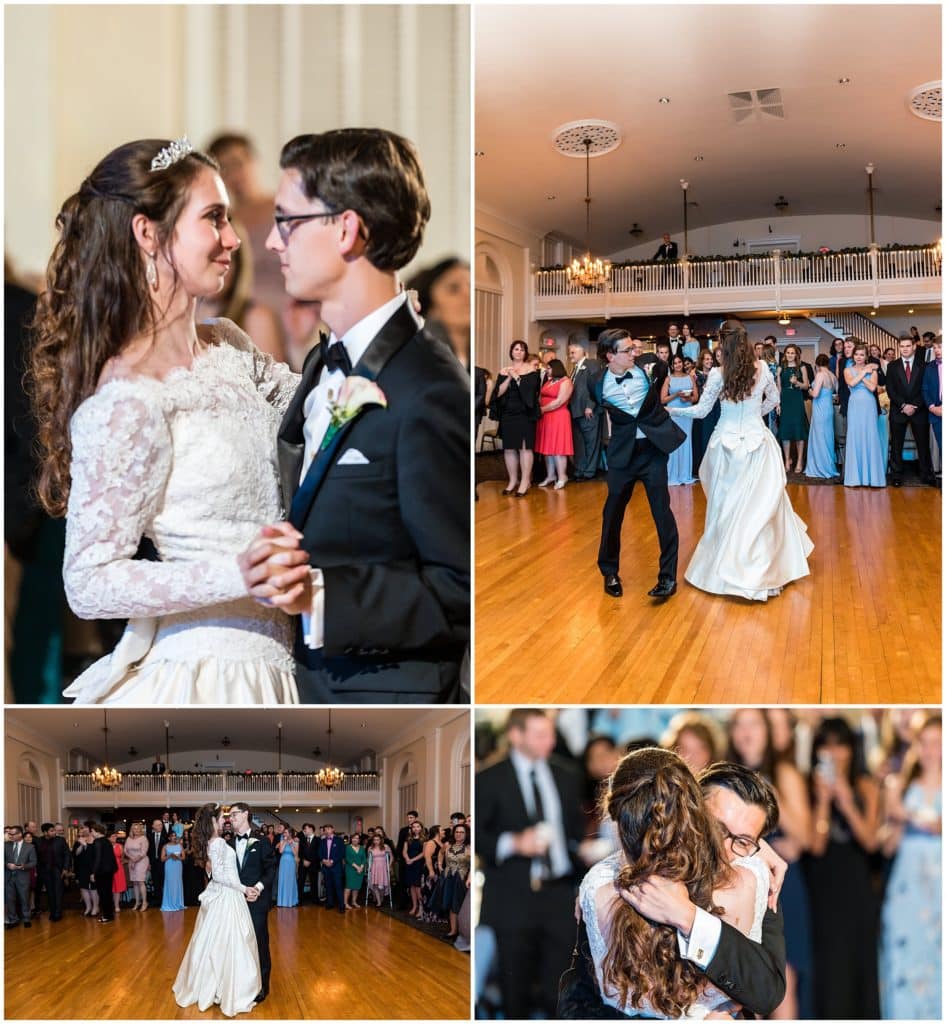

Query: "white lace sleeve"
(208, 837), (245, 891)
(759, 365), (780, 417)
(208, 318), (300, 417)
(672, 367), (723, 419)
(63, 387), (248, 619)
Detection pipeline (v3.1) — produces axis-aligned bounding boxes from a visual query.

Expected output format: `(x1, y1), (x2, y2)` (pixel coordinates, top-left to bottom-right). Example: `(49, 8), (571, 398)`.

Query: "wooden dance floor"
(475, 479), (941, 704)
(4, 904), (469, 1019)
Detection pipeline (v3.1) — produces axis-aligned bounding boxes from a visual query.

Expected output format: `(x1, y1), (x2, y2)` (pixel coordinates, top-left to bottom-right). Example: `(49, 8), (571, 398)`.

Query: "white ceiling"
(475, 4), (942, 253)
(8, 708), (460, 767)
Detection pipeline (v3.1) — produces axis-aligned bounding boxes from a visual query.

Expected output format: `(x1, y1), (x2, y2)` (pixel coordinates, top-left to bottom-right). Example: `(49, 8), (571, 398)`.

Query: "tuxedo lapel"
(277, 339), (326, 512)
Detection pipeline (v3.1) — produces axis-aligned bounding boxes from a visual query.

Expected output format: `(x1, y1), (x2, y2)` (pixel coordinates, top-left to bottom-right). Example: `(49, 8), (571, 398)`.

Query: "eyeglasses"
(273, 210), (338, 244)
(719, 824), (760, 857)
(614, 347), (635, 356)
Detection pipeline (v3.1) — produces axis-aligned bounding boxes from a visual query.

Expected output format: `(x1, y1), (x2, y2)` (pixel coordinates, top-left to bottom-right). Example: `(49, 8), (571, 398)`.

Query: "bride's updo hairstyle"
(29, 139), (218, 517)
(601, 748), (733, 1017)
(717, 318), (757, 404)
(189, 802), (221, 869)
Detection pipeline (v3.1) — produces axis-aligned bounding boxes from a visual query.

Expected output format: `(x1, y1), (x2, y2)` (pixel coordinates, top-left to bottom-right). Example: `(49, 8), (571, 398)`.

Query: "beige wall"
(5, 4), (470, 281)
(6, 717), (64, 825)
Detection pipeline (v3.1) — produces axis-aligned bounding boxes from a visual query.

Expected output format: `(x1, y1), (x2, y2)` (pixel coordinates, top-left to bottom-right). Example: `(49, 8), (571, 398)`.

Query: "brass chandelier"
(315, 710), (345, 789)
(91, 710), (122, 789)
(566, 137), (611, 289)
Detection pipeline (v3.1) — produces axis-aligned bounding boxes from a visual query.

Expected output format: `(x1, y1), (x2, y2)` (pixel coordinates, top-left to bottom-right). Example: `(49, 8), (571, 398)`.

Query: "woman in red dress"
(535, 358), (575, 489)
(109, 830), (128, 916)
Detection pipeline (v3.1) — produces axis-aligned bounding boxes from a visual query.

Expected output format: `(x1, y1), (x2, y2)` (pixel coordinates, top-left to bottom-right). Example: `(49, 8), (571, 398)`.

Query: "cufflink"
(696, 948), (704, 960)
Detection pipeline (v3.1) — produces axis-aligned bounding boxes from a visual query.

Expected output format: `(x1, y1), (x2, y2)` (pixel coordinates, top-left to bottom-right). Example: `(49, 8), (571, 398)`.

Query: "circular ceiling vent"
(908, 81), (942, 121)
(552, 120), (623, 157)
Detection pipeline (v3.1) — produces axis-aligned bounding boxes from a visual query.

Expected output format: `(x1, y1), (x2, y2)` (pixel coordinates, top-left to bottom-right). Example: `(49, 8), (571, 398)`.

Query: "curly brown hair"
(600, 748), (733, 1017)
(718, 319), (757, 403)
(188, 802), (221, 870)
(28, 139), (218, 516)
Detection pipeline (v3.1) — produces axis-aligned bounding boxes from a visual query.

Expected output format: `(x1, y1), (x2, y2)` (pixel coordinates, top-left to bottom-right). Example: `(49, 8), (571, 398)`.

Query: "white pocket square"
(337, 448), (370, 465)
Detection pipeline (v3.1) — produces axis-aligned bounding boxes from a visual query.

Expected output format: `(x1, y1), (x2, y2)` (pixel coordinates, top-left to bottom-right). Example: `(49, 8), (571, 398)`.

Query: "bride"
(29, 137), (304, 704)
(580, 748), (769, 1019)
(671, 319), (813, 600)
(173, 803), (261, 1016)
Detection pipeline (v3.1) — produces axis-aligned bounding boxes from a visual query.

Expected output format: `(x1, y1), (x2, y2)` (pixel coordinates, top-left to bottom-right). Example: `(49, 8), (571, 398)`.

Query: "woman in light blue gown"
(805, 355), (838, 478)
(276, 827), (299, 908)
(161, 837), (185, 911)
(661, 354), (698, 485)
(843, 344), (887, 487)
(880, 714), (941, 1020)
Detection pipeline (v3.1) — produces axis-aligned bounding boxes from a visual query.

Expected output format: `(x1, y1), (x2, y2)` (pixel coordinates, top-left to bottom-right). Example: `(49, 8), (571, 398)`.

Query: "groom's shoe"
(603, 574), (623, 598)
(254, 992), (268, 1005)
(647, 578), (677, 599)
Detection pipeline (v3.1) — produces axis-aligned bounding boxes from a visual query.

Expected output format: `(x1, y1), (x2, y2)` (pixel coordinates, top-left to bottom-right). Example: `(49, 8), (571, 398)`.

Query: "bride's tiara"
(151, 136), (194, 172)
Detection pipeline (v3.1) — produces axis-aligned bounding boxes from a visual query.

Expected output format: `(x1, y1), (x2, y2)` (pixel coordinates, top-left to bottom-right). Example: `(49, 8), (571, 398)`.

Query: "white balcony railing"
(533, 244), (942, 319)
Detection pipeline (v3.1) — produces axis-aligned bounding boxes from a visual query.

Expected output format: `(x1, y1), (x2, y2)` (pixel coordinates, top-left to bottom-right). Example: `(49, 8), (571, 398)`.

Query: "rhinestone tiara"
(150, 136), (194, 172)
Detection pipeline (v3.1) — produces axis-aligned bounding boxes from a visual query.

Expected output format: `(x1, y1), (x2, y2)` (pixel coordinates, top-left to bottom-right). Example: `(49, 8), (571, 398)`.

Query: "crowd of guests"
(475, 706), (941, 1020)
(5, 807), (472, 949)
(477, 320), (942, 493)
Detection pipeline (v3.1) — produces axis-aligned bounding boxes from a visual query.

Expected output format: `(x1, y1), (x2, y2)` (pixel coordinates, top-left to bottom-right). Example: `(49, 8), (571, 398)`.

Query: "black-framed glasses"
(614, 346), (635, 356)
(273, 210), (338, 243)
(719, 824), (760, 857)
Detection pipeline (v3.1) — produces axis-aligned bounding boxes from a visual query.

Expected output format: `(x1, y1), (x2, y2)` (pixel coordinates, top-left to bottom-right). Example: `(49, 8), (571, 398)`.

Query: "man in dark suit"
(886, 333), (935, 485)
(35, 822), (69, 921)
(594, 329), (686, 599)
(5, 826), (37, 928)
(477, 708), (585, 1021)
(88, 821), (117, 923)
(228, 802), (277, 1002)
(653, 233), (678, 261)
(319, 824), (346, 912)
(567, 340), (603, 481)
(665, 323), (684, 361)
(151, 754), (166, 774)
(298, 822), (320, 904)
(559, 762), (788, 1019)
(238, 128), (469, 704)
(147, 817), (169, 902)
(922, 337), (942, 463)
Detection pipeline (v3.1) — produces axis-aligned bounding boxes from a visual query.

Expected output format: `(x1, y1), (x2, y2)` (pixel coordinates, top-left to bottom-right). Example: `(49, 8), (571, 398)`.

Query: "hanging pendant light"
(566, 138), (611, 289)
(316, 710), (345, 789)
(91, 710), (122, 789)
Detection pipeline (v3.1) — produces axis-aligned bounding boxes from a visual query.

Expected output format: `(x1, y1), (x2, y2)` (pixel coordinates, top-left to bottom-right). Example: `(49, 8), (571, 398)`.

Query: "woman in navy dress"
(276, 827), (299, 907)
(161, 835), (185, 911)
(439, 823), (471, 940)
(402, 820), (427, 917)
(843, 344), (886, 487)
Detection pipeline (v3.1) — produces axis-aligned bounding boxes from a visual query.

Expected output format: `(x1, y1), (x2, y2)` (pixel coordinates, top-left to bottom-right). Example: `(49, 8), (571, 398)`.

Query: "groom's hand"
(238, 524), (309, 603)
(618, 875), (696, 935)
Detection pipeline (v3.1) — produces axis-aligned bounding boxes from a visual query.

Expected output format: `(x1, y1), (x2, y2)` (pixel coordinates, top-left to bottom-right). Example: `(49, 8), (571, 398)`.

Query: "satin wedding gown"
(673, 364), (813, 600)
(62, 320), (301, 704)
(173, 836), (261, 1017)
(580, 851), (769, 1019)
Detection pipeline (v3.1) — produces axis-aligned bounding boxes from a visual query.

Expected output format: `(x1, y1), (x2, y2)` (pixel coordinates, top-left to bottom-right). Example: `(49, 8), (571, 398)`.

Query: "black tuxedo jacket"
(885, 356), (929, 421)
(37, 835), (70, 872)
(594, 363), (686, 467)
(277, 302), (470, 701)
(569, 359), (603, 418)
(654, 241), (679, 261)
(395, 825), (411, 861)
(299, 833), (320, 864)
(229, 834), (276, 908)
(477, 754), (585, 927)
(89, 836), (117, 876)
(147, 829), (169, 869)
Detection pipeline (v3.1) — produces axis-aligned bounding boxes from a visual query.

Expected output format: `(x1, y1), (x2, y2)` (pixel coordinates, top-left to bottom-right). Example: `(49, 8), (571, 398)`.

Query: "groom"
(228, 803), (276, 1003)
(238, 128), (469, 704)
(594, 329), (685, 599)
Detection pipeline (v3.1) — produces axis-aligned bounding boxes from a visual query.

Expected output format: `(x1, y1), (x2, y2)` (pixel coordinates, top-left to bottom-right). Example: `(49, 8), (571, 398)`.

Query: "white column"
(224, 7), (248, 127)
(340, 7), (362, 125)
(397, 5), (419, 141)
(280, 6), (303, 142)
(432, 727), (442, 822)
(184, 6), (219, 145)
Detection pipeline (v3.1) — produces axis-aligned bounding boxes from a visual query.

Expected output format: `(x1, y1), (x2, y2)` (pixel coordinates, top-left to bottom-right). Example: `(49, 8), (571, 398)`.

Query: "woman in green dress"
(344, 832), (367, 909)
(777, 343), (810, 473)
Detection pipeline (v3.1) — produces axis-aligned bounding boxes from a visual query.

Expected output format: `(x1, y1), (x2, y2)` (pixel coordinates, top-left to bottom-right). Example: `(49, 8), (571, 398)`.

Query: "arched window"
(17, 756), (43, 826)
(397, 759), (418, 823)
(454, 735), (471, 817)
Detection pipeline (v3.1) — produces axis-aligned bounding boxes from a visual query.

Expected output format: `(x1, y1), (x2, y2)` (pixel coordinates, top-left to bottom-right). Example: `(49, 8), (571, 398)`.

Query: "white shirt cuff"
(301, 568), (325, 649)
(255, 881), (264, 893)
(495, 832), (516, 864)
(677, 907), (722, 968)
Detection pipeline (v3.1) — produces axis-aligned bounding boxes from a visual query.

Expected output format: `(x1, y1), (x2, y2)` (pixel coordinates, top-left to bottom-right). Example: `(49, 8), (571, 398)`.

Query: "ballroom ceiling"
(7, 708), (453, 767)
(475, 4), (942, 253)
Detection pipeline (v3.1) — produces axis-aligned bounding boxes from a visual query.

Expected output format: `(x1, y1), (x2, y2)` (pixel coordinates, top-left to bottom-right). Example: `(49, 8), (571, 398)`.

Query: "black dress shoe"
(5, 922), (18, 929)
(22, 920), (30, 928)
(648, 579), (677, 599)
(891, 477), (902, 487)
(254, 992), (268, 1004)
(603, 574), (623, 598)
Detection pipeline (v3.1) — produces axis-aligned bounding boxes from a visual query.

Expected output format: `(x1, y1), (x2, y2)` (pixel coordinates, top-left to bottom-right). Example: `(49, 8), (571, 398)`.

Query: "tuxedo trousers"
(38, 867), (63, 918)
(597, 438), (679, 581)
(571, 415), (603, 479)
(299, 858), (320, 902)
(247, 898), (271, 994)
(95, 872), (115, 919)
(889, 412), (933, 479)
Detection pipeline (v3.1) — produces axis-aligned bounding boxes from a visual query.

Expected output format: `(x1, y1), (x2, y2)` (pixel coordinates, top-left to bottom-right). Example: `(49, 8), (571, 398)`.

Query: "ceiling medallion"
(908, 81), (942, 122)
(552, 119), (622, 158)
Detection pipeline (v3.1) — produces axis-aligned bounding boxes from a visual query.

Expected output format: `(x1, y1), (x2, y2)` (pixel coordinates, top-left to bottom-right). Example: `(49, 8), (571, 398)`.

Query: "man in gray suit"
(5, 826), (36, 928)
(567, 340), (603, 481)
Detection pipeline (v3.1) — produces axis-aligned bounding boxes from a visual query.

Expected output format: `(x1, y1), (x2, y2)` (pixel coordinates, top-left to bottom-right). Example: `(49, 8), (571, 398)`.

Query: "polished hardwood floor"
(4, 904), (469, 1019)
(475, 478), (941, 704)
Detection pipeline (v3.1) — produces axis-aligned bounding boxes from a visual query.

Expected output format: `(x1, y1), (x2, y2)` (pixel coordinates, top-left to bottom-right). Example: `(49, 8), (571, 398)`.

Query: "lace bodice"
(63, 319), (299, 621)
(672, 365), (778, 448)
(579, 852), (767, 1019)
(208, 836), (245, 892)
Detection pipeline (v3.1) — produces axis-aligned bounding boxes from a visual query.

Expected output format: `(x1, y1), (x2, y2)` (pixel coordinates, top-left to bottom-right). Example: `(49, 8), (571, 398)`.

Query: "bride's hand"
(238, 523), (308, 603)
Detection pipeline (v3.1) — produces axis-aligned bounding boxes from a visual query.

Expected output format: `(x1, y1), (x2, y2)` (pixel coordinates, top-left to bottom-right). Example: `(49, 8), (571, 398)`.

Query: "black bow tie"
(235, 834), (249, 843)
(615, 371), (638, 383)
(320, 339), (353, 376)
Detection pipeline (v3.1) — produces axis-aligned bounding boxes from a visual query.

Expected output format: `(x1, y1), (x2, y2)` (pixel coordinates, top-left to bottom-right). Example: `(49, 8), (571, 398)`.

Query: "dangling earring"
(146, 251), (158, 291)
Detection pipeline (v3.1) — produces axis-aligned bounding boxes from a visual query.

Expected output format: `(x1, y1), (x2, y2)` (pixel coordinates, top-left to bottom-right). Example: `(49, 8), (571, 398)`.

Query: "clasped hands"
(238, 523), (311, 616)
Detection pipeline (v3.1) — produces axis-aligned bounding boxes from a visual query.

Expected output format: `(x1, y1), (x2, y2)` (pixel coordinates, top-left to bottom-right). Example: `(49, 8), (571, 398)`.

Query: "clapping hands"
(238, 523), (312, 615)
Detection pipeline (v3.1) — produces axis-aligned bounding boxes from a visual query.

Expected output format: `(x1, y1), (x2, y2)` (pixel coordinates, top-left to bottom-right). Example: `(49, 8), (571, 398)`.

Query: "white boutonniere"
(643, 363), (655, 380)
(246, 838), (257, 849)
(321, 376), (387, 451)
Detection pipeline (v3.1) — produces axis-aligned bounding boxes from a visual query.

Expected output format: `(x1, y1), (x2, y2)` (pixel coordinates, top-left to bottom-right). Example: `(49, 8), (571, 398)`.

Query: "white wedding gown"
(673, 365), (813, 600)
(580, 851), (769, 1019)
(62, 319), (301, 704)
(173, 836), (261, 1017)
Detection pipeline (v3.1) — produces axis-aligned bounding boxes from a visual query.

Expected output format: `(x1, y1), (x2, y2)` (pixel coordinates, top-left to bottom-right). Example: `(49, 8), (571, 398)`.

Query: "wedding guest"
(181, 830), (206, 907)
(319, 824), (345, 913)
(843, 344), (886, 487)
(827, 337), (845, 375)
(492, 341), (540, 496)
(5, 825), (36, 928)
(922, 337), (942, 457)
(161, 830), (185, 911)
(109, 830), (128, 915)
(536, 359), (574, 488)
(805, 355), (838, 478)
(298, 822), (320, 905)
(169, 812), (184, 840)
(36, 823), (69, 921)
(147, 818), (168, 905)
(653, 233), (678, 262)
(440, 823), (470, 941)
(654, 339), (673, 368)
(277, 825), (299, 908)
(150, 754), (166, 774)
(691, 348), (721, 473)
(343, 832), (366, 909)
(88, 821), (117, 923)
(402, 820), (427, 917)
(395, 811), (418, 910)
(805, 717), (881, 1019)
(406, 257), (470, 369)
(836, 336), (856, 417)
(661, 711), (721, 773)
(879, 714), (941, 1019)
(22, 831), (37, 915)
(662, 353), (698, 485)
(777, 345), (809, 473)
(122, 822), (149, 911)
(567, 341), (603, 481)
(70, 825), (98, 917)
(681, 323), (700, 362)
(367, 832), (393, 908)
(886, 333), (935, 485)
